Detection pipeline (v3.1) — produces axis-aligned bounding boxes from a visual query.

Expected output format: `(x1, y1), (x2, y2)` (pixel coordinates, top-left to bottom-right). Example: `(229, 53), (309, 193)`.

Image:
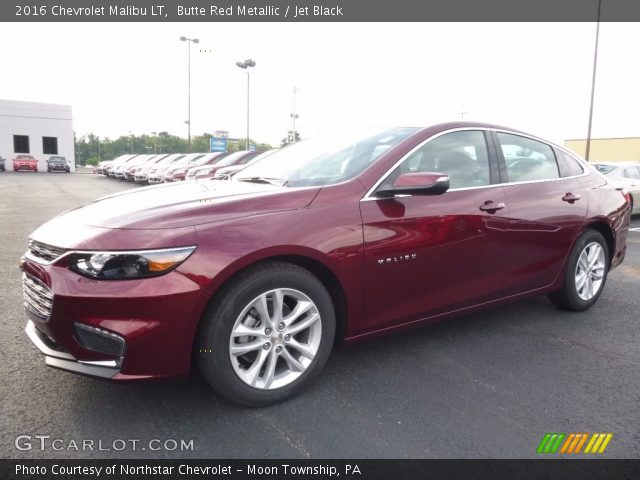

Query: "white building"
(0, 99), (75, 172)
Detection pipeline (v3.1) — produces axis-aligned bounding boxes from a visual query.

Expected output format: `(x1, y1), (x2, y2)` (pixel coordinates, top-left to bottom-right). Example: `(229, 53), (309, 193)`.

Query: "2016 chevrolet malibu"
(21, 122), (631, 406)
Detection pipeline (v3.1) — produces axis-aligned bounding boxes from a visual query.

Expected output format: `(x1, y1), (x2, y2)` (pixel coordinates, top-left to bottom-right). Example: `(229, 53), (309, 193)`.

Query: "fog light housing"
(74, 323), (126, 361)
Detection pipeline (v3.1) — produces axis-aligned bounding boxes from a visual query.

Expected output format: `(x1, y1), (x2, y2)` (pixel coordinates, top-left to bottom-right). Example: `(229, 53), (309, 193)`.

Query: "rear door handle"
(562, 192), (582, 203)
(479, 201), (505, 212)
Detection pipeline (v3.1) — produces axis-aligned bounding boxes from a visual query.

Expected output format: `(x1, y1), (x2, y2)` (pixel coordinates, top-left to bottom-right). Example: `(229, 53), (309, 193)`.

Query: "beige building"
(564, 137), (640, 162)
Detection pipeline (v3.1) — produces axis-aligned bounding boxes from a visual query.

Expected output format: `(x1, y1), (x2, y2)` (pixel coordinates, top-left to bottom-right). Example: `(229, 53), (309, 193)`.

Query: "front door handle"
(479, 201), (505, 212)
(562, 192), (582, 203)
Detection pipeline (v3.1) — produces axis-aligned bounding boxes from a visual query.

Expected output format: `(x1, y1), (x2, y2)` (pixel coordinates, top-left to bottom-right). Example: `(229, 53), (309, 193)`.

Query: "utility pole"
(180, 36), (199, 152)
(585, 0), (602, 162)
(458, 103), (468, 121)
(290, 86), (299, 143)
(236, 59), (256, 150)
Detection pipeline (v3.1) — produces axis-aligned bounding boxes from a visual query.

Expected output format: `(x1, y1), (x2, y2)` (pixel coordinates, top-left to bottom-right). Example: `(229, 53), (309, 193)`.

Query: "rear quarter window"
(556, 149), (585, 177)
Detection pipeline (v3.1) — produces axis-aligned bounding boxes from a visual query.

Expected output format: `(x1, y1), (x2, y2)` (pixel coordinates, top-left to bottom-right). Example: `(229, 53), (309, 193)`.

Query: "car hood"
(188, 165), (212, 174)
(30, 180), (321, 249)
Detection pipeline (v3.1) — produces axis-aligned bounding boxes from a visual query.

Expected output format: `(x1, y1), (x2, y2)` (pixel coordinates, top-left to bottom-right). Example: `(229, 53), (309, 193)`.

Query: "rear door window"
(497, 132), (560, 183)
(622, 167), (640, 180)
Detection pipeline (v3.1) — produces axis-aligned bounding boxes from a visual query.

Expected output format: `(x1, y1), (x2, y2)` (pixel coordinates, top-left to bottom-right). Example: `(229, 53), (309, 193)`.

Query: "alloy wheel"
(229, 288), (322, 390)
(574, 241), (606, 301)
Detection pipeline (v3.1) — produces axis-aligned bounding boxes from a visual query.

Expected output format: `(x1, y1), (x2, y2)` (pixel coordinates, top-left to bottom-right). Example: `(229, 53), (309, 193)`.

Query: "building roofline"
(0, 98), (72, 110)
(565, 137), (640, 141)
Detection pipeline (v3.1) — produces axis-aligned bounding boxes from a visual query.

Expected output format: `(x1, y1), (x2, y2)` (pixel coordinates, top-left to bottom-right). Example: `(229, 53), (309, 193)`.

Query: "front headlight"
(69, 246), (196, 280)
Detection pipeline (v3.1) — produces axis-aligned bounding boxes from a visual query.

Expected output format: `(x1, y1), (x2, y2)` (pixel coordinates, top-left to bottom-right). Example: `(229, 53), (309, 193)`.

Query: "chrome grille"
(28, 240), (67, 263)
(23, 273), (54, 321)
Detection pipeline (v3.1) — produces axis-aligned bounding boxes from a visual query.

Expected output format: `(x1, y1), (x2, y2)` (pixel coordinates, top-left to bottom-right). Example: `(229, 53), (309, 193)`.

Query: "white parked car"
(594, 162), (640, 214)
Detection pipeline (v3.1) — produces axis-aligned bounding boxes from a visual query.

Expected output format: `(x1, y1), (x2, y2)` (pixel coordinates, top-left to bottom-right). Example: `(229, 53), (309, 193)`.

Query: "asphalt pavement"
(1, 172), (638, 459)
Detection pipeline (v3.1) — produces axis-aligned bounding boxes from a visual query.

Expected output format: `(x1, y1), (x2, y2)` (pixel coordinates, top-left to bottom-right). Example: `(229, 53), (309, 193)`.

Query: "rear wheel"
(548, 229), (609, 311)
(196, 262), (335, 406)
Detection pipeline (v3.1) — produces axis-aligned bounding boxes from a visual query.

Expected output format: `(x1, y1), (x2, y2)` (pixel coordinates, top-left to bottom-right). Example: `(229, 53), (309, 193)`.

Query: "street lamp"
(180, 36), (199, 152)
(585, 0), (602, 162)
(236, 59), (256, 150)
(290, 86), (299, 143)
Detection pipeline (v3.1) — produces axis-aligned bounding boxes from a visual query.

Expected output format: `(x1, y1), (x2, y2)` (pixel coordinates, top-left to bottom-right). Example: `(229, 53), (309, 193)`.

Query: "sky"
(1, 22), (639, 147)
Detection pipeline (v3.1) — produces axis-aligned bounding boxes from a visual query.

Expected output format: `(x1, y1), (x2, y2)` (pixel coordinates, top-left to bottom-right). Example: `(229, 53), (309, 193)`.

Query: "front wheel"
(548, 229), (609, 311)
(196, 262), (336, 406)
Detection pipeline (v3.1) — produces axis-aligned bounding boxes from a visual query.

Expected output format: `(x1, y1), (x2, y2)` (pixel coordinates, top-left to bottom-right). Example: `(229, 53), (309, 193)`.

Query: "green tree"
(74, 131), (271, 162)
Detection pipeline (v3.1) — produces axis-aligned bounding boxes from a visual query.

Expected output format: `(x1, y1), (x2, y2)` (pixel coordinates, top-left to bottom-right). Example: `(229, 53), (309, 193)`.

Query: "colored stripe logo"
(537, 433), (613, 454)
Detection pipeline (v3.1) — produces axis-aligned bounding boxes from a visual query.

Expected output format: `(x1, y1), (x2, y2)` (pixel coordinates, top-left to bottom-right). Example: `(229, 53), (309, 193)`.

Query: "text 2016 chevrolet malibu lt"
(21, 123), (631, 406)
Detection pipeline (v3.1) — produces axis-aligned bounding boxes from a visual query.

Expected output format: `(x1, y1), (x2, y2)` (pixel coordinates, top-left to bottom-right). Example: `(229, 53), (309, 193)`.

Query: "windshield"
(594, 164), (616, 175)
(234, 128), (418, 187)
(193, 152), (227, 166)
(185, 154), (206, 165)
(160, 155), (185, 166)
(214, 151), (252, 168)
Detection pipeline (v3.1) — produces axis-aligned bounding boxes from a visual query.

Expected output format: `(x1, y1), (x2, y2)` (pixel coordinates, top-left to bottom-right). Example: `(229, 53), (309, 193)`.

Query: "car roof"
(593, 161), (639, 166)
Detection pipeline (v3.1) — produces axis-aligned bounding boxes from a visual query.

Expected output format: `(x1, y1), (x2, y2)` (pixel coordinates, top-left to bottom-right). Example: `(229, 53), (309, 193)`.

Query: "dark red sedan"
(21, 123), (631, 406)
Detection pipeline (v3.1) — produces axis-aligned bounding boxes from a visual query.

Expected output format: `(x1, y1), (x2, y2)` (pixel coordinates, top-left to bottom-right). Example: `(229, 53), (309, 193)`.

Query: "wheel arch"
(199, 250), (350, 347)
(584, 220), (615, 263)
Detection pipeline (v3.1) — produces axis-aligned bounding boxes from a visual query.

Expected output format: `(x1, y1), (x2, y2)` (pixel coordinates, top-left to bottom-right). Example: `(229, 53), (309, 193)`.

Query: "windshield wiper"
(237, 177), (288, 187)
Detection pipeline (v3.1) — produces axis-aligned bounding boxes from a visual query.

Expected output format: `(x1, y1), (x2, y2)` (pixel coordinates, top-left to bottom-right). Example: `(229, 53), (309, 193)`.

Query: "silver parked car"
(594, 162), (640, 215)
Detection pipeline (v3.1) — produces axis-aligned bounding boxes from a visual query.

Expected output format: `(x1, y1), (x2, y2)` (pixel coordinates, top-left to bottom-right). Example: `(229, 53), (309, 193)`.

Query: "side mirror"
(376, 172), (450, 198)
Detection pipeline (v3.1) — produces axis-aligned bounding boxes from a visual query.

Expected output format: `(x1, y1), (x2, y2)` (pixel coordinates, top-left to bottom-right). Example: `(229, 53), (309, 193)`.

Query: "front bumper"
(21, 253), (210, 381)
(26, 320), (121, 379)
(14, 163), (37, 171)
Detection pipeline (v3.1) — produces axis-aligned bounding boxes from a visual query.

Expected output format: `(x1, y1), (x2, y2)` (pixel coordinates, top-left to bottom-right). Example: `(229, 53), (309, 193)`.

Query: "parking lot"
(1, 172), (639, 459)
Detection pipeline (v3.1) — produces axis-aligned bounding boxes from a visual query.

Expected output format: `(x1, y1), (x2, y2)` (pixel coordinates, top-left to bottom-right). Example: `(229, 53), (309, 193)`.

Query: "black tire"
(196, 262), (336, 406)
(548, 229), (609, 311)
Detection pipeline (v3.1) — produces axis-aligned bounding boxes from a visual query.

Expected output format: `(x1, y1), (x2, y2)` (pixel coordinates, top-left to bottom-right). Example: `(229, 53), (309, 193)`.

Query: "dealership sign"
(210, 137), (227, 152)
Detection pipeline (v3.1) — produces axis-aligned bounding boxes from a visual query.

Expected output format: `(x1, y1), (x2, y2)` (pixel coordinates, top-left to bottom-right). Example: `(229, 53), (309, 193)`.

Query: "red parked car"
(13, 154), (38, 172)
(21, 122), (631, 406)
(164, 152), (227, 182)
(189, 150), (259, 180)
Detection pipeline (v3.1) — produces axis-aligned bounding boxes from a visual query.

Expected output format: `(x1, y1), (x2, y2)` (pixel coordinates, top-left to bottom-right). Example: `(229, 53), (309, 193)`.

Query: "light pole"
(290, 86), (299, 143)
(236, 59), (256, 150)
(585, 0), (602, 162)
(180, 36), (199, 152)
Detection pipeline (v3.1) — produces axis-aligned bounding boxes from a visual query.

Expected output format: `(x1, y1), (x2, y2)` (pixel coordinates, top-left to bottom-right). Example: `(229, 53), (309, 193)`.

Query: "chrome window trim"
(361, 127), (591, 202)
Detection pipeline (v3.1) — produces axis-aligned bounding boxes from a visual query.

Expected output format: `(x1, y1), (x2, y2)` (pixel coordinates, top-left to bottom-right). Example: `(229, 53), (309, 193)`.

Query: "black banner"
(4, 0), (640, 22)
(2, 459), (639, 480)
